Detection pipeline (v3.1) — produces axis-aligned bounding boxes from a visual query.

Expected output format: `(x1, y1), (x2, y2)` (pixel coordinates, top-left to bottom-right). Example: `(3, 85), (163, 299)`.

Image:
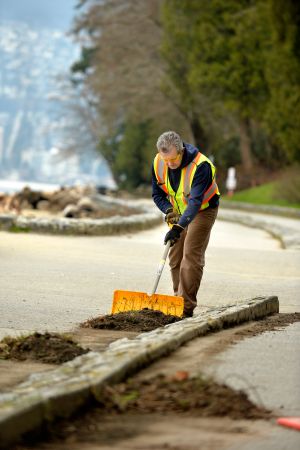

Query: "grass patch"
(224, 181), (300, 209)
(9, 225), (31, 233)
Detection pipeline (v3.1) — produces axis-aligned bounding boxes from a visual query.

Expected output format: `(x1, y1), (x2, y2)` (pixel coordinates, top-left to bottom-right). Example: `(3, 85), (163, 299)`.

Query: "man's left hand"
(164, 224), (184, 246)
(165, 210), (181, 225)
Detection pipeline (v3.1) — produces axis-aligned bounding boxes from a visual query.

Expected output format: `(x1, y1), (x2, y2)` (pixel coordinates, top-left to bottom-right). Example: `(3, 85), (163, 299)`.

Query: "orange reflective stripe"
(154, 155), (163, 182)
(182, 153), (202, 204)
(154, 155), (168, 194)
(203, 179), (218, 203)
(181, 166), (188, 204)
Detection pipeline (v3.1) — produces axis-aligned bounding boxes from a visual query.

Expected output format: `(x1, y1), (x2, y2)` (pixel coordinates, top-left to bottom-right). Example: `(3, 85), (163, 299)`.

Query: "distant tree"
(269, 0), (300, 61)
(162, 0), (269, 177)
(160, 1), (209, 149)
(100, 118), (155, 189)
(71, 0), (300, 190)
(71, 0), (191, 186)
(262, 0), (300, 162)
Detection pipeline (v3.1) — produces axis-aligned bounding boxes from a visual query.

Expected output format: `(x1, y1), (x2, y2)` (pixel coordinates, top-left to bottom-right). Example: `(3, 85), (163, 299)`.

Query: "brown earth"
(96, 373), (271, 420)
(12, 373), (271, 449)
(232, 312), (300, 338)
(80, 310), (300, 334)
(0, 332), (89, 364)
(1, 313), (298, 381)
(80, 309), (182, 332)
(5, 314), (300, 450)
(0, 329), (138, 394)
(10, 314), (299, 450)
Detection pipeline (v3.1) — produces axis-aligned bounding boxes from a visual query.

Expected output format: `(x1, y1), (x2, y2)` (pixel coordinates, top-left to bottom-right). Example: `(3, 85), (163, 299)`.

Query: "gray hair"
(156, 131), (183, 154)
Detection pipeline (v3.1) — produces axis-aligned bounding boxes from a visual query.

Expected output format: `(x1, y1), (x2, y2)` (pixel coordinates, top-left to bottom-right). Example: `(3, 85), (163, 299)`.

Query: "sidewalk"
(218, 207), (300, 250)
(211, 321), (300, 450)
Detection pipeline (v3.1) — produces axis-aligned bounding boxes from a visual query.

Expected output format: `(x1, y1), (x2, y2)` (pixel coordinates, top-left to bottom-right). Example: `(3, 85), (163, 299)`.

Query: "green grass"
(9, 225), (31, 233)
(224, 181), (300, 209)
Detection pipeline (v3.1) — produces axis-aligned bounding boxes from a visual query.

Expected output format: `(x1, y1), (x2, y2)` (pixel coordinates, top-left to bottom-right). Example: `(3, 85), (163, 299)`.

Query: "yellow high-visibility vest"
(153, 151), (220, 214)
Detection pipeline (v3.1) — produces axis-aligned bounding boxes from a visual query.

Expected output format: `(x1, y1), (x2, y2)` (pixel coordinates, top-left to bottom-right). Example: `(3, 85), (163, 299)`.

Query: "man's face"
(159, 146), (183, 169)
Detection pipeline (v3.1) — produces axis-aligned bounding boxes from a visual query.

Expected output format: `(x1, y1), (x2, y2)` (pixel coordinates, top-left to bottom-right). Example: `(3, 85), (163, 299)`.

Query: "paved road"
(0, 215), (299, 339)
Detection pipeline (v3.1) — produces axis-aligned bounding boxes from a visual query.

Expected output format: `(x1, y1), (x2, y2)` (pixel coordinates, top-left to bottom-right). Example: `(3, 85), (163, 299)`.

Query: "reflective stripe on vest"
(153, 152), (219, 213)
(154, 153), (168, 194)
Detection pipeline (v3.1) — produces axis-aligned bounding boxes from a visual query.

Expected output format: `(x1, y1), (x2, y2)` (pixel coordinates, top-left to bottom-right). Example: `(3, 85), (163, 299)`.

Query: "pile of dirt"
(14, 372), (270, 448)
(98, 373), (271, 420)
(81, 309), (181, 332)
(0, 332), (89, 364)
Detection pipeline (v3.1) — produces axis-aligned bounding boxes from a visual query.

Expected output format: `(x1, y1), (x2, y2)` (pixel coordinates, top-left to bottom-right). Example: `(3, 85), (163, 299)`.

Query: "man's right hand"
(165, 208), (181, 225)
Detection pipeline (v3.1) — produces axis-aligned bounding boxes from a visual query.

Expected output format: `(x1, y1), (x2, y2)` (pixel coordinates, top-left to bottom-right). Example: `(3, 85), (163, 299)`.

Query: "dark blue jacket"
(152, 143), (219, 228)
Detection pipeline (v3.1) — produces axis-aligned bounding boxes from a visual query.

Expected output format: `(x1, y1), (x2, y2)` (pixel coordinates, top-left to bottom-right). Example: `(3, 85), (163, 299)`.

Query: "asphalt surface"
(213, 322), (300, 450)
(0, 213), (299, 339)
(1, 210), (299, 450)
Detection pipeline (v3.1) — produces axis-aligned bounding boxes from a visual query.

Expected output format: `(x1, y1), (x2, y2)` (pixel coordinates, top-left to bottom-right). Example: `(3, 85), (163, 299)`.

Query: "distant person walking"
(225, 167), (237, 197)
(152, 131), (220, 317)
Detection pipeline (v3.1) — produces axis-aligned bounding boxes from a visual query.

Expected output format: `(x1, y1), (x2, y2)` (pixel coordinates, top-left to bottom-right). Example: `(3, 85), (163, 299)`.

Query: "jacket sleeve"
(178, 162), (212, 228)
(152, 164), (173, 214)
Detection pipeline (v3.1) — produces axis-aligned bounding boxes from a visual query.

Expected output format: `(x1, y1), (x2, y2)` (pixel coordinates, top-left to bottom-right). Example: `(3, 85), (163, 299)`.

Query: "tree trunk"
(189, 114), (208, 150)
(239, 117), (253, 174)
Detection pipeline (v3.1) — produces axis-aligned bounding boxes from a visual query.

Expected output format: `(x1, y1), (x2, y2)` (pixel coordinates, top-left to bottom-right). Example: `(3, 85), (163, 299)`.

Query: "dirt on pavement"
(81, 309), (181, 332)
(3, 313), (298, 367)
(7, 313), (300, 450)
(81, 311), (300, 334)
(0, 332), (89, 364)
(13, 372), (271, 450)
(232, 312), (300, 337)
(97, 373), (271, 419)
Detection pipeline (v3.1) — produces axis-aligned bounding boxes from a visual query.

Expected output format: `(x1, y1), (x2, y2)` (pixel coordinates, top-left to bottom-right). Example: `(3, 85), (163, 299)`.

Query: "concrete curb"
(1, 194), (299, 245)
(0, 194), (163, 235)
(218, 209), (300, 250)
(0, 296), (278, 447)
(0, 212), (162, 236)
(221, 200), (300, 219)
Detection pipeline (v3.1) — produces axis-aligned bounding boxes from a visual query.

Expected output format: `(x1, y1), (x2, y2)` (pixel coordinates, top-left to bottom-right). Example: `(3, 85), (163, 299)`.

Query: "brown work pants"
(169, 207), (218, 316)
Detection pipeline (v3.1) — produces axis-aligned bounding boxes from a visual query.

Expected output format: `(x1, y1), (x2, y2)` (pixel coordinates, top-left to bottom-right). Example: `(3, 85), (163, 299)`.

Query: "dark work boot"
(182, 309), (194, 318)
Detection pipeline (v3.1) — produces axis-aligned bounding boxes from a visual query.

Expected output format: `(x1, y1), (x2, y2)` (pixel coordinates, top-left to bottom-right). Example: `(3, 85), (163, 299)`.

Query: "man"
(152, 131), (220, 317)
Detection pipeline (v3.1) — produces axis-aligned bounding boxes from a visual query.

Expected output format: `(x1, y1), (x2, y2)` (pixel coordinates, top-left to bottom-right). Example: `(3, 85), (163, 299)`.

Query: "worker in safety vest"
(152, 131), (220, 317)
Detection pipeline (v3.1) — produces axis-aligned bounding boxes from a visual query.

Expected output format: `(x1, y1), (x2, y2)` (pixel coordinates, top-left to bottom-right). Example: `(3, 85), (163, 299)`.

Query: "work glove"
(165, 208), (181, 225)
(164, 224), (184, 247)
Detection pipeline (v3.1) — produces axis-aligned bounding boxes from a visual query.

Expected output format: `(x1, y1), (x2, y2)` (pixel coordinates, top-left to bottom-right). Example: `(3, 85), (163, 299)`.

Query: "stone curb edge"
(221, 200), (300, 219)
(218, 210), (300, 250)
(0, 193), (163, 236)
(0, 211), (162, 236)
(0, 296), (279, 447)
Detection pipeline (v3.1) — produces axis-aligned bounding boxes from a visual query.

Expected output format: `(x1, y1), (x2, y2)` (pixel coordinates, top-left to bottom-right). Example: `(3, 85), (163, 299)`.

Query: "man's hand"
(165, 208), (181, 225)
(164, 224), (184, 246)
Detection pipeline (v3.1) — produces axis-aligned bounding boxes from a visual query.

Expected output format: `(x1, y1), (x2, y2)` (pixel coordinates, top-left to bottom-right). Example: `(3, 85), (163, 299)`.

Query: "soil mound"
(0, 332), (89, 364)
(81, 309), (181, 332)
(97, 372), (271, 420)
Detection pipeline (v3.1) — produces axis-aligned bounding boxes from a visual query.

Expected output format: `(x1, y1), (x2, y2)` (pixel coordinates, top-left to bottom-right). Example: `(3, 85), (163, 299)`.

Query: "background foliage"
(71, 0), (300, 192)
